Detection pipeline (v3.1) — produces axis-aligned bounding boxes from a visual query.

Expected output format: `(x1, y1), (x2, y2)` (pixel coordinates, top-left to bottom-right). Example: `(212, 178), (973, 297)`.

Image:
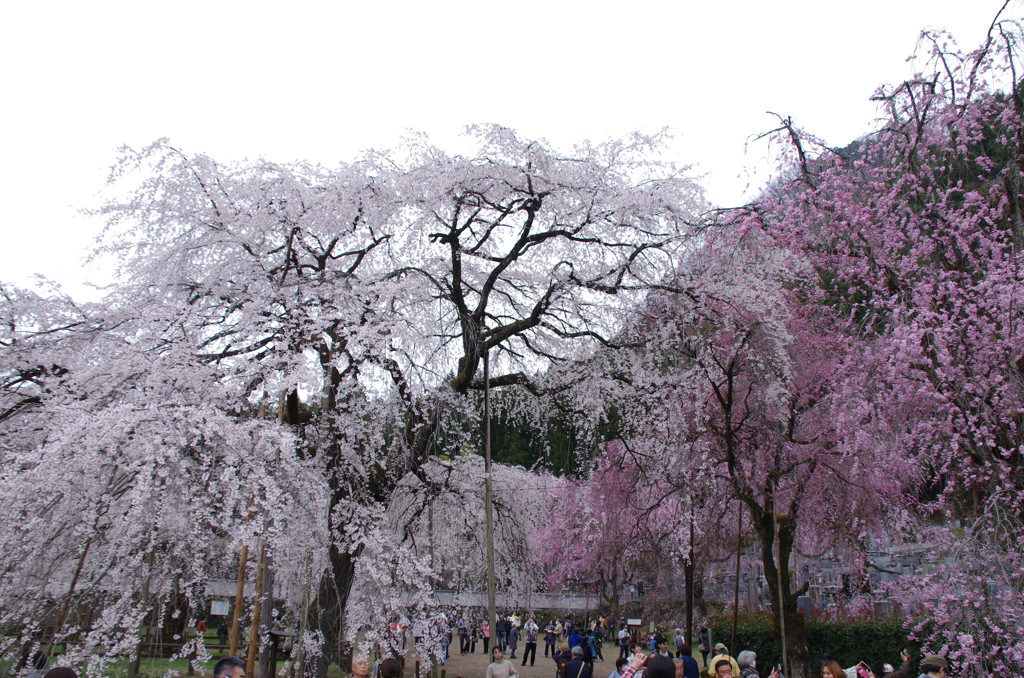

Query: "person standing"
(698, 628), (711, 670)
(497, 615), (510, 652)
(483, 620), (491, 654)
(554, 643), (573, 678)
(593, 623), (605, 661)
(570, 630), (584, 650)
(673, 630), (686, 659)
(487, 647), (520, 678)
(509, 623), (520, 660)
(217, 621), (229, 647)
(458, 615), (470, 655)
(706, 644), (739, 678)
(545, 620), (557, 658)
(470, 620), (478, 654)
(617, 626), (630, 660)
(439, 617), (452, 663)
(522, 618), (539, 667)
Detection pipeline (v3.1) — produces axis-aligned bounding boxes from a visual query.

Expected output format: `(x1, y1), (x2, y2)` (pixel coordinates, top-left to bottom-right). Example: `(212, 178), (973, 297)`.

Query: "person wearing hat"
(706, 644), (739, 678)
(917, 654), (948, 678)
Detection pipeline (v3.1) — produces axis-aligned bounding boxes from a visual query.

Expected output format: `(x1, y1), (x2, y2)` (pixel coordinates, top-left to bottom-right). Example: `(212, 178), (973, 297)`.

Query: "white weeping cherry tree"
(0, 125), (706, 676)
(0, 284), (330, 677)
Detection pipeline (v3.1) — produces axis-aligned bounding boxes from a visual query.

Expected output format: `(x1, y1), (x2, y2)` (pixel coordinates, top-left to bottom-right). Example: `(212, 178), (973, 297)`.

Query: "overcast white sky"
(0, 0), (1017, 298)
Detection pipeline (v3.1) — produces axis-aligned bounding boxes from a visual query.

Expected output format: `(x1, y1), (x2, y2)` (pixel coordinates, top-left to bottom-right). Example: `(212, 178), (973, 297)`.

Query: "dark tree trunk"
(755, 512), (810, 678)
(315, 546), (360, 678)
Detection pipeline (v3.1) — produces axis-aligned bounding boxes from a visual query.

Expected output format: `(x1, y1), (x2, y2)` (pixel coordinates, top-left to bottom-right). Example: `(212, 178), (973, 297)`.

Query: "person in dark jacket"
(735, 651), (758, 678)
(565, 646), (593, 678)
(553, 644), (573, 678)
(545, 621), (558, 657)
(509, 624), (520, 660)
(698, 628), (711, 670)
(677, 645), (700, 678)
(871, 650), (913, 678)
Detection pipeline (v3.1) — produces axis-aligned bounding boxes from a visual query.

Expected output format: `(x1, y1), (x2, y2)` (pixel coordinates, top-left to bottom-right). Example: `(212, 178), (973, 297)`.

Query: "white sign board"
(210, 600), (231, 616)
(626, 618), (642, 626)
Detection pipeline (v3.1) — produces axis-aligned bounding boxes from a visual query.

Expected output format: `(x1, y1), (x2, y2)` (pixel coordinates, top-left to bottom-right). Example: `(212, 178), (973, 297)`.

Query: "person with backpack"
(593, 623), (605, 661)
(554, 643), (573, 678)
(566, 646), (594, 678)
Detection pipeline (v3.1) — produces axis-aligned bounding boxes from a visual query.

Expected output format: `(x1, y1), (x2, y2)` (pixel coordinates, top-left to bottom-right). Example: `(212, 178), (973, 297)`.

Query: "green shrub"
(710, 615), (919, 671)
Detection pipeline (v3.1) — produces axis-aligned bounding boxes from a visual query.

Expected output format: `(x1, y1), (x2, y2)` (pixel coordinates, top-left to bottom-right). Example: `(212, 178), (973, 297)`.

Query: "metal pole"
(731, 504), (742, 656)
(483, 335), (497, 646)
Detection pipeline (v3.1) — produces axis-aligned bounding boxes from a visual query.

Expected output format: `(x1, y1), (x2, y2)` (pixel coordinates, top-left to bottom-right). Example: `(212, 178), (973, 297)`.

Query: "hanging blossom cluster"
(0, 284), (328, 676)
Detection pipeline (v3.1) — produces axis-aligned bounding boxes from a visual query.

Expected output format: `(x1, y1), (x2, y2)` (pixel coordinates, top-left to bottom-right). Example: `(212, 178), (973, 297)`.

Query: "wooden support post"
(731, 504), (742, 656)
(257, 545), (275, 678)
(230, 543), (250, 657)
(246, 541), (266, 678)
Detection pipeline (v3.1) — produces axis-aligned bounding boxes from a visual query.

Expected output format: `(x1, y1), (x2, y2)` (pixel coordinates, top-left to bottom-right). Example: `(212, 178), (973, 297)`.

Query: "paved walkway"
(405, 645), (618, 678)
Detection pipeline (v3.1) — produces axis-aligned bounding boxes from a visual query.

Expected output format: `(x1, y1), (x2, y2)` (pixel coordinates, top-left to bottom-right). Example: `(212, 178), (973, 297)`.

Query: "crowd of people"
(473, 615), (951, 678)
